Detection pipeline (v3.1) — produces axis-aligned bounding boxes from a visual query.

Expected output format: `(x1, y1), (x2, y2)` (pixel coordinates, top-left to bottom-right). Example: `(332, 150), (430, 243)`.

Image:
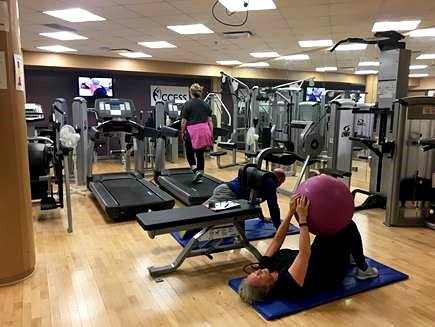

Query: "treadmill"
(153, 102), (223, 205)
(87, 98), (175, 220)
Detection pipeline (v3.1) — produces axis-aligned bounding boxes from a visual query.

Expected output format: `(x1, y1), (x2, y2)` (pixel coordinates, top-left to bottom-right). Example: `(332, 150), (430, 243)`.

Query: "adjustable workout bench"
(136, 165), (274, 278)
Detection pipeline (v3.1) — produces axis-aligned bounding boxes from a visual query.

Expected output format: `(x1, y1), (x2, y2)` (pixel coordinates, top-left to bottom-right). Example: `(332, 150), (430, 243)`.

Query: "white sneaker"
(192, 171), (203, 184)
(355, 265), (379, 280)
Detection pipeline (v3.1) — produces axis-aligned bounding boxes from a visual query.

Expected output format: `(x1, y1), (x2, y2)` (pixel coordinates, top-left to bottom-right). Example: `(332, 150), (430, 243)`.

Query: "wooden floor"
(1, 154), (435, 327)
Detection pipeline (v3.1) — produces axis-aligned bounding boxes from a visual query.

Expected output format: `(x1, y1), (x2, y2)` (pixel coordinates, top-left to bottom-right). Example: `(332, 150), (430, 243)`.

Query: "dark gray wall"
(24, 66), (212, 126)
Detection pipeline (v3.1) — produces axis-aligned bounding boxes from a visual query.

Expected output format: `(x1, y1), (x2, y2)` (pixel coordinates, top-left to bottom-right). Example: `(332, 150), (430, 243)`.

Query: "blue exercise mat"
(171, 218), (299, 248)
(229, 257), (408, 320)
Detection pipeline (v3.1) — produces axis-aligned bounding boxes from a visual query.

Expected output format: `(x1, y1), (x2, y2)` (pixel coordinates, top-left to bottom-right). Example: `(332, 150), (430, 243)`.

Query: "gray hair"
(238, 278), (268, 304)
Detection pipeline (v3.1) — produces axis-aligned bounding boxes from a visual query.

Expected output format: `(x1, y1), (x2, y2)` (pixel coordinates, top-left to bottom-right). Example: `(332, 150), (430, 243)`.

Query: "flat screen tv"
(305, 87), (325, 102)
(78, 77), (113, 97)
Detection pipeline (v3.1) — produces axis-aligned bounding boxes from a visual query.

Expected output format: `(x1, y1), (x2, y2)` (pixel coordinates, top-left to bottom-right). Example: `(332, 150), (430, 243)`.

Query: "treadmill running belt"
(103, 178), (161, 207)
(158, 173), (222, 205)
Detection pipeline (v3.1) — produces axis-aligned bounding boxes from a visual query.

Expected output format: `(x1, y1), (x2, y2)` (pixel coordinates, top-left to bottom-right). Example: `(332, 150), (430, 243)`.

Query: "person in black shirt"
(239, 194), (379, 303)
(203, 168), (286, 229)
(181, 83), (213, 184)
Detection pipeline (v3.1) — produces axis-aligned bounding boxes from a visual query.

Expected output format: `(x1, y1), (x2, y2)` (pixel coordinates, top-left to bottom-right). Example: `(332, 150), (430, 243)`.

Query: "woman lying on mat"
(239, 195), (379, 303)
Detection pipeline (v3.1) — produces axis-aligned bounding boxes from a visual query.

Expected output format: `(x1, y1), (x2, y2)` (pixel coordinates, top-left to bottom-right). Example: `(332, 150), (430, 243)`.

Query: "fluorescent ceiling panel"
(335, 44), (367, 51)
(167, 24), (213, 35)
(409, 73), (429, 77)
(276, 54), (310, 60)
(299, 40), (333, 47)
(355, 70), (378, 75)
(358, 61), (379, 66)
(138, 41), (176, 48)
(37, 45), (77, 52)
(119, 52), (152, 58)
(43, 8), (106, 23)
(316, 67), (337, 72)
(216, 60), (242, 65)
(250, 51), (279, 58)
(409, 65), (428, 69)
(372, 20), (421, 32)
(417, 54), (435, 60)
(218, 0), (276, 12)
(39, 31), (88, 40)
(240, 62), (270, 67)
(409, 28), (435, 37)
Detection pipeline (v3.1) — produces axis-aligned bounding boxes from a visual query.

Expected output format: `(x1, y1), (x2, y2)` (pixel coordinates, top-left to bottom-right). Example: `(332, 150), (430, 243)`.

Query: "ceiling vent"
(222, 31), (253, 39)
(42, 24), (76, 32)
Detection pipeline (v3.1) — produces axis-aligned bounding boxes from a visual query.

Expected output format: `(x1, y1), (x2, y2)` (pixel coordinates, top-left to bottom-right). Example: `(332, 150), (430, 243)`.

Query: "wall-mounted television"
(305, 87), (326, 102)
(78, 77), (113, 97)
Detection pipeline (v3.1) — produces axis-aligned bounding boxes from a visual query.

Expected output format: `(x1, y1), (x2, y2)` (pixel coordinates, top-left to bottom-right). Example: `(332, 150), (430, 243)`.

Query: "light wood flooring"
(1, 154), (434, 326)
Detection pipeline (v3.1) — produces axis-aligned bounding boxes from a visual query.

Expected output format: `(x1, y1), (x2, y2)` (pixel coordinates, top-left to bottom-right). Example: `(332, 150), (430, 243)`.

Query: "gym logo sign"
(341, 125), (351, 137)
(150, 85), (189, 106)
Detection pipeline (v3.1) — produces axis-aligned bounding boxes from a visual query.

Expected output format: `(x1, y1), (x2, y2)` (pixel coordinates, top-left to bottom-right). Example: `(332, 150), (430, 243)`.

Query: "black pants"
(305, 221), (366, 289)
(184, 136), (205, 171)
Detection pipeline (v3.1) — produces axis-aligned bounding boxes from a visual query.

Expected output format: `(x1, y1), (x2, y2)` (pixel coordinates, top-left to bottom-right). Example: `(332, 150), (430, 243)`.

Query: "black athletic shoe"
(192, 171), (203, 184)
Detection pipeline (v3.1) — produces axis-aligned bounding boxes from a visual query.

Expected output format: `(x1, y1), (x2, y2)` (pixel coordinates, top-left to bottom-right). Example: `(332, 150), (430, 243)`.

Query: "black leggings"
(184, 136), (205, 171)
(306, 221), (367, 289)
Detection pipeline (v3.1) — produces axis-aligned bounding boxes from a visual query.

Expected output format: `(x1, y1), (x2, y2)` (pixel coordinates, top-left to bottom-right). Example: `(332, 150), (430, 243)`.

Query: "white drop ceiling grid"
(19, 0), (435, 75)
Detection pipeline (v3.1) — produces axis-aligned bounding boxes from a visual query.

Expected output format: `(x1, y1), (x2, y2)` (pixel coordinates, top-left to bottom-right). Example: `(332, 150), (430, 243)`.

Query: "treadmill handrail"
(90, 119), (155, 140)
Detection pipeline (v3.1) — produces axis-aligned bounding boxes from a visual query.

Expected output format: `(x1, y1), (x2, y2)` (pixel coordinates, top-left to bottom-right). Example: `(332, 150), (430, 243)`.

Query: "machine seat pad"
(210, 151), (227, 157)
(319, 168), (352, 178)
(265, 152), (302, 165)
(218, 142), (237, 150)
(245, 151), (258, 158)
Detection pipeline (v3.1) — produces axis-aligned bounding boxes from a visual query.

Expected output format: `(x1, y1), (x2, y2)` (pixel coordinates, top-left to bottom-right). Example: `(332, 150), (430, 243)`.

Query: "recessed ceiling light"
(138, 41), (176, 48)
(372, 20), (421, 32)
(316, 67), (337, 72)
(358, 61), (380, 66)
(299, 40), (333, 48)
(239, 62), (270, 67)
(39, 31), (88, 41)
(355, 70), (378, 75)
(167, 24), (213, 35)
(119, 52), (152, 58)
(409, 28), (435, 37)
(37, 45), (77, 52)
(410, 65), (428, 70)
(218, 0), (276, 12)
(335, 44), (367, 51)
(409, 73), (429, 78)
(216, 60), (242, 65)
(250, 51), (279, 58)
(43, 8), (106, 23)
(417, 54), (435, 60)
(276, 54), (310, 60)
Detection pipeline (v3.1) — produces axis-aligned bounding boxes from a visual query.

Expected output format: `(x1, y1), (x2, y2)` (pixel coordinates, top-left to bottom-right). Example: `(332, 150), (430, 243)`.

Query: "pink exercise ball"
(295, 175), (354, 235)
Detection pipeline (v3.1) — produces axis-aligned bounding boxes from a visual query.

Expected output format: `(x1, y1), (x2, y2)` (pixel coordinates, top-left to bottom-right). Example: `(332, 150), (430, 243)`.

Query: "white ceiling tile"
(84, 5), (142, 20)
(125, 2), (180, 17)
(59, 0), (119, 8)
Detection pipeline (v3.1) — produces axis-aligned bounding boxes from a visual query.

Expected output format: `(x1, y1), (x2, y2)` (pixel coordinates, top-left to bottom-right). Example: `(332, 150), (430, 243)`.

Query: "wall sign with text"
(150, 85), (189, 106)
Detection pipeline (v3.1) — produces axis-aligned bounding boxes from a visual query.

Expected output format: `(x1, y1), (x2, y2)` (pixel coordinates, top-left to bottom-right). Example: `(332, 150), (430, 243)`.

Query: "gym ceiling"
(20, 0), (435, 77)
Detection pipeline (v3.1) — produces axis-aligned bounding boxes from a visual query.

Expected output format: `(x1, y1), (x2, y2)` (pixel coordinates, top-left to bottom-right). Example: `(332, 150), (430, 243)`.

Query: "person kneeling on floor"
(204, 168), (286, 230)
(238, 194), (379, 303)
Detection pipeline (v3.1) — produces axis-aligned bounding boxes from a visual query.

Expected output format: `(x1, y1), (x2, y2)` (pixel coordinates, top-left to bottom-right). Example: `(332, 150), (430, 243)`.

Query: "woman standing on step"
(181, 83), (213, 184)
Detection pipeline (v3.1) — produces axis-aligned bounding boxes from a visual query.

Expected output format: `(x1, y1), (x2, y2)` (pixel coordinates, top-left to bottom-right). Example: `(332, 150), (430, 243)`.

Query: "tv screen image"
(79, 77), (113, 97)
(306, 87), (326, 102)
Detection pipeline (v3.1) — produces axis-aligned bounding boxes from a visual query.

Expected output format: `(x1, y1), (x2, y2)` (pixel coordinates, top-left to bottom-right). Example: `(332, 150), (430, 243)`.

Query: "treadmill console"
(94, 98), (136, 121)
(165, 102), (181, 120)
(25, 103), (44, 121)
